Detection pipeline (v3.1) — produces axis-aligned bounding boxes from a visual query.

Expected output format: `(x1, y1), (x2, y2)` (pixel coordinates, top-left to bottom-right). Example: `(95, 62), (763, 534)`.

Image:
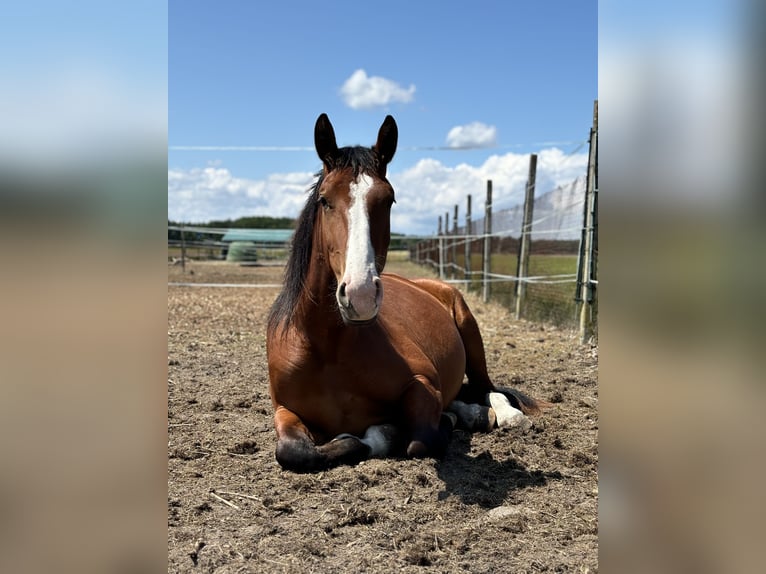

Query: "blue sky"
(169, 0), (596, 234)
(0, 1), (166, 169)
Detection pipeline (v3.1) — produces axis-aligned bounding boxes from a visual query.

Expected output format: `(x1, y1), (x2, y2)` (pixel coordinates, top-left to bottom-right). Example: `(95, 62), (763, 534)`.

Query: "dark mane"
(267, 146), (380, 336)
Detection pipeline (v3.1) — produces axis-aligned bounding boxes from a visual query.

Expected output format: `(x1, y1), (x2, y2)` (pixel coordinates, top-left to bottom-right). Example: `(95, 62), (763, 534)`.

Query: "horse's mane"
(267, 146), (380, 336)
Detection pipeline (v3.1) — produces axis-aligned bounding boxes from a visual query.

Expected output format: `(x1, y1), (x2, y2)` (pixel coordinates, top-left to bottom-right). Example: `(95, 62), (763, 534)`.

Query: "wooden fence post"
(180, 222), (187, 273)
(465, 194), (472, 289)
(482, 180), (493, 303)
(445, 210), (451, 279)
(437, 215), (445, 279)
(578, 100), (598, 343)
(452, 205), (458, 281)
(515, 154), (537, 320)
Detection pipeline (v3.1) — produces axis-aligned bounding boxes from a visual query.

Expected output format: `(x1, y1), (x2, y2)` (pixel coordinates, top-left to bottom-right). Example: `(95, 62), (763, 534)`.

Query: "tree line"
(168, 215), (418, 249)
(168, 216), (295, 241)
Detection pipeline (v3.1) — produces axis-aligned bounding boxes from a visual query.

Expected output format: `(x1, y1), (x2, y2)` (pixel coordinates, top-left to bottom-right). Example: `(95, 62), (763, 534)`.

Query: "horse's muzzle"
(337, 276), (383, 325)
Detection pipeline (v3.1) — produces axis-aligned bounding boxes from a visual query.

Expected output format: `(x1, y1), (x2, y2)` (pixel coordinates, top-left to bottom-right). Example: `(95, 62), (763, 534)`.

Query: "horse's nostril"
(338, 282), (348, 305)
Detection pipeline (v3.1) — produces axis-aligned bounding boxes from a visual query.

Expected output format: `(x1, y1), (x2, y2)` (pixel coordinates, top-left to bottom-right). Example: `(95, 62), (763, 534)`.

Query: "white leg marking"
(332, 424), (394, 458)
(487, 392), (531, 431)
(360, 424), (394, 458)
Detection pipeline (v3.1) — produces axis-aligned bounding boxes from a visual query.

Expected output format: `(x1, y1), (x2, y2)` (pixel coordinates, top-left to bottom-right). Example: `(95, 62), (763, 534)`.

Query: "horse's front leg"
(273, 406), (397, 472)
(401, 375), (455, 459)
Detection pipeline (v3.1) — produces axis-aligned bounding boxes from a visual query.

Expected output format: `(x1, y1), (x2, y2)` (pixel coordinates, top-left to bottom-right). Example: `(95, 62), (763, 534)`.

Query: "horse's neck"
(295, 238), (341, 338)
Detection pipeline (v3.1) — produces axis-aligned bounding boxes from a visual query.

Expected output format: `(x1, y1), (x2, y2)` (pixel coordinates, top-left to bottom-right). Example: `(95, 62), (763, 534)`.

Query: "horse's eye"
(318, 196), (331, 210)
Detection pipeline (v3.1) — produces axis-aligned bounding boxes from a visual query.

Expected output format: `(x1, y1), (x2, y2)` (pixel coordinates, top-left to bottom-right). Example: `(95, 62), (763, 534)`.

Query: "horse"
(266, 114), (546, 472)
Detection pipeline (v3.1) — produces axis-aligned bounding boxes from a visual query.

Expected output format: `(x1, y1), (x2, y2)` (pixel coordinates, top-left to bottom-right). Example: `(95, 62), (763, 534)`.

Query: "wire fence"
(168, 174), (596, 331)
(411, 175), (585, 325)
(412, 112), (598, 341)
(411, 103), (598, 339)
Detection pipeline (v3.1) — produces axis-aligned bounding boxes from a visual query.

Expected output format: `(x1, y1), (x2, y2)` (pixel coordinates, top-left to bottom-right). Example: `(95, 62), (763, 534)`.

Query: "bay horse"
(266, 114), (545, 472)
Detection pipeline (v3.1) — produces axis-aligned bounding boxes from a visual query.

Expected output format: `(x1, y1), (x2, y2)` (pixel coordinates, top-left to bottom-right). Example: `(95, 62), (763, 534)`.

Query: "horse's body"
(266, 114), (543, 472)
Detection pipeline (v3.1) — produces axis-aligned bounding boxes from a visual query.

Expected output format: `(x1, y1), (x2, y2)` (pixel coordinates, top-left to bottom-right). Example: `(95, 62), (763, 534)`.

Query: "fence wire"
(412, 175), (590, 328)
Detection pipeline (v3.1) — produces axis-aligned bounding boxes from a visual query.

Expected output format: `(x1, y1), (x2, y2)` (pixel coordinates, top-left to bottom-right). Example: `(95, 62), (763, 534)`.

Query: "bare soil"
(168, 260), (598, 573)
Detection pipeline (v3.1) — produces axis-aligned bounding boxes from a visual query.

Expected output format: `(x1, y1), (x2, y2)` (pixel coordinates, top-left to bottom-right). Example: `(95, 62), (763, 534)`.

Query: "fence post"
(180, 222), (187, 272)
(515, 154), (537, 320)
(452, 205), (458, 281)
(445, 211), (451, 279)
(482, 180), (493, 303)
(437, 216), (444, 279)
(465, 194), (472, 289)
(578, 100), (598, 343)
(439, 237), (446, 279)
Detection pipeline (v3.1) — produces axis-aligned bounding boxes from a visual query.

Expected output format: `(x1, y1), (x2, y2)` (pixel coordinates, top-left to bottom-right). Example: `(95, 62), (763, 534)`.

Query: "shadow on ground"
(436, 430), (563, 507)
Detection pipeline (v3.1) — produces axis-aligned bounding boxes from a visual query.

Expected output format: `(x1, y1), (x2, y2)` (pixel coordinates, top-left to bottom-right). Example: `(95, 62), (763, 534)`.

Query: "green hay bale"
(225, 241), (259, 262)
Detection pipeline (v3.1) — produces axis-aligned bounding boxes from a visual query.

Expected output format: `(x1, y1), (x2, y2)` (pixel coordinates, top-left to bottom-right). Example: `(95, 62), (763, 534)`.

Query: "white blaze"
(338, 173), (380, 321)
(345, 173), (377, 286)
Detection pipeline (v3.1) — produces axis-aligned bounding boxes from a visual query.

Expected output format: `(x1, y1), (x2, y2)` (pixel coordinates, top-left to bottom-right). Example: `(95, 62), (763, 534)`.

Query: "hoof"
(448, 400), (496, 432)
(487, 392), (532, 431)
(442, 411), (458, 430)
(406, 440), (428, 458)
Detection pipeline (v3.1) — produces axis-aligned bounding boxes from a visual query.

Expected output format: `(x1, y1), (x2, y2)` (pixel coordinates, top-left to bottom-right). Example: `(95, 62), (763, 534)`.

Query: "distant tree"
(389, 233), (420, 250)
(168, 216), (296, 241)
(205, 216), (295, 229)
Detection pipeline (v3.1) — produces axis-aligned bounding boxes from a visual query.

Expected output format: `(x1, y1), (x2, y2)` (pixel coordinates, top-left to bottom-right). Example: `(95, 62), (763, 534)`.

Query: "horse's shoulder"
(383, 274), (461, 308)
(379, 274), (458, 319)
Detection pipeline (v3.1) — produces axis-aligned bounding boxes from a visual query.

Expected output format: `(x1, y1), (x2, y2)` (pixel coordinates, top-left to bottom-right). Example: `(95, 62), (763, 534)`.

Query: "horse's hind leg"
(447, 400), (496, 432)
(412, 279), (494, 402)
(414, 278), (547, 415)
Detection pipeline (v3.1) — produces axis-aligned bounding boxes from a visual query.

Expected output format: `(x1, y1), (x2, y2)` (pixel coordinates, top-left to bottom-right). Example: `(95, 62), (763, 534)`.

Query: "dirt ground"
(168, 260), (598, 573)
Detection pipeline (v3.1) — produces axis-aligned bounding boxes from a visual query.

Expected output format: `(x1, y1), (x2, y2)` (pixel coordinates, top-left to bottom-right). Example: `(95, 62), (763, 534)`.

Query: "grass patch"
(434, 252), (580, 328)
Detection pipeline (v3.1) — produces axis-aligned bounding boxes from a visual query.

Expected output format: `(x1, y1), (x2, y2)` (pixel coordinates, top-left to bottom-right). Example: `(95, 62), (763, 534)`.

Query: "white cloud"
(340, 69), (416, 109)
(445, 122), (498, 148)
(388, 150), (587, 235)
(168, 166), (314, 223)
(168, 148), (588, 235)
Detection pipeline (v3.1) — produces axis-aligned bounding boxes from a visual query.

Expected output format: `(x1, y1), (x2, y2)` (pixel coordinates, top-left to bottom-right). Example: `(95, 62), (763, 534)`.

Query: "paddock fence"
(167, 226), (291, 265)
(412, 104), (598, 340)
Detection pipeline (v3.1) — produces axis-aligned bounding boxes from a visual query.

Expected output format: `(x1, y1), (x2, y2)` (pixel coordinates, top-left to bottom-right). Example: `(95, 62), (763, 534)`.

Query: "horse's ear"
(315, 113), (339, 172)
(374, 115), (398, 176)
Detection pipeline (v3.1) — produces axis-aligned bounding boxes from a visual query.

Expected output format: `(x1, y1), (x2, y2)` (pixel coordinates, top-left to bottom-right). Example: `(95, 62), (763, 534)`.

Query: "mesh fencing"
(412, 175), (590, 328)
